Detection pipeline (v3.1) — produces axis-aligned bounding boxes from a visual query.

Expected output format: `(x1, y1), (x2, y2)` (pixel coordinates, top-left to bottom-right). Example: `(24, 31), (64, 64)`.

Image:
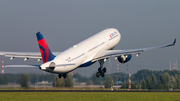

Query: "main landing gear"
(58, 74), (67, 78)
(96, 59), (107, 78)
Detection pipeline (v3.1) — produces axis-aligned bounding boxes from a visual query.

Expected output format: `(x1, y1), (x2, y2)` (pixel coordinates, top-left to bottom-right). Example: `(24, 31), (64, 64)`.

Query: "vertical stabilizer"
(36, 32), (55, 63)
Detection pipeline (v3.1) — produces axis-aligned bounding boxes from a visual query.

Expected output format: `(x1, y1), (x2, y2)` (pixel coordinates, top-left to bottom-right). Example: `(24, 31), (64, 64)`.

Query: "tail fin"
(36, 32), (55, 63)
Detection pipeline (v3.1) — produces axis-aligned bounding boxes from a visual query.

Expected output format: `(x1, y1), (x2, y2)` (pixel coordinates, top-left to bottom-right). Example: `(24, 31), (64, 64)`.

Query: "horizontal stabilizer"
(4, 65), (40, 67)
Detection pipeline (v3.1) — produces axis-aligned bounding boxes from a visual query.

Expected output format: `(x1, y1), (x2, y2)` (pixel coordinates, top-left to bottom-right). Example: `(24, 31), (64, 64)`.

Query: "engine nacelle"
(117, 54), (132, 63)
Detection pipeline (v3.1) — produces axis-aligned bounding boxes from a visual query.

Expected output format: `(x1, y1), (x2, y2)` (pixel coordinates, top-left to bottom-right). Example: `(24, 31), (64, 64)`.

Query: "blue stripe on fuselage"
(78, 61), (96, 67)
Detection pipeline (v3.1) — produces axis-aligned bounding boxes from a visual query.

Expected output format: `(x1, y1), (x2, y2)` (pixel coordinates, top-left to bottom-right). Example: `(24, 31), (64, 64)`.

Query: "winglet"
(173, 38), (176, 45)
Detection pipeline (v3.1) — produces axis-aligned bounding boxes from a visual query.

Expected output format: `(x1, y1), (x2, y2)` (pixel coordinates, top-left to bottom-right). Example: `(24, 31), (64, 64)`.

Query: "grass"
(0, 92), (180, 101)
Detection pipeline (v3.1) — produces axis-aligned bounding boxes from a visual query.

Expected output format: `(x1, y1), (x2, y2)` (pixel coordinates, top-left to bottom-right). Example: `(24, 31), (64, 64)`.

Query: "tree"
(73, 73), (88, 82)
(146, 77), (151, 90)
(158, 72), (170, 89)
(169, 75), (176, 89)
(53, 76), (64, 87)
(141, 79), (146, 89)
(53, 74), (73, 87)
(175, 75), (180, 89)
(89, 73), (105, 85)
(151, 73), (157, 89)
(145, 73), (157, 90)
(0, 76), (8, 85)
(162, 72), (170, 89)
(64, 74), (74, 87)
(20, 73), (29, 88)
(104, 76), (113, 88)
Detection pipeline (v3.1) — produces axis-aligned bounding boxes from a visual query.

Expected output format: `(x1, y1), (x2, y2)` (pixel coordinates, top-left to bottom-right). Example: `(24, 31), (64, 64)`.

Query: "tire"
(101, 72), (105, 77)
(103, 67), (106, 73)
(58, 74), (62, 78)
(63, 74), (67, 78)
(96, 72), (100, 77)
(98, 68), (102, 73)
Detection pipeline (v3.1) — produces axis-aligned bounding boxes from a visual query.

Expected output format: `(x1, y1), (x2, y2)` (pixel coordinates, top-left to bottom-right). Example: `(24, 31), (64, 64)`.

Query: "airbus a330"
(0, 28), (176, 78)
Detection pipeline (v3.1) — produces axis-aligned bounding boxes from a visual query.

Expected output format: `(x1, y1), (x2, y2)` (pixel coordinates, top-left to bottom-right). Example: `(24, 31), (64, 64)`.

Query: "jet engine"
(117, 54), (132, 63)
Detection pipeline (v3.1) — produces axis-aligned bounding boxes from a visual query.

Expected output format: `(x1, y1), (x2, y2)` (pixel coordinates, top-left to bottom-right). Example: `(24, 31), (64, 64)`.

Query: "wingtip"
(173, 38), (176, 45)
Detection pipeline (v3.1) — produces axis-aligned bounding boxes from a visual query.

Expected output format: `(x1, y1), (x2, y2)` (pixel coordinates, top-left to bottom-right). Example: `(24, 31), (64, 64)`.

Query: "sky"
(0, 0), (179, 77)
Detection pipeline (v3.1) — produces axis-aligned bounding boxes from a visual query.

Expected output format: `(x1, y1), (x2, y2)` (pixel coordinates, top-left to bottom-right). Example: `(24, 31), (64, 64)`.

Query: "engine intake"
(117, 54), (132, 63)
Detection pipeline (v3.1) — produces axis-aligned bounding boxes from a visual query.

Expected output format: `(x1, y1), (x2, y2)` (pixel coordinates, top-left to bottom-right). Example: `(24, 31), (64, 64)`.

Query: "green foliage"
(29, 74), (56, 83)
(104, 76), (113, 88)
(146, 77), (151, 90)
(89, 73), (106, 85)
(0, 73), (56, 85)
(151, 73), (157, 87)
(141, 79), (146, 89)
(1, 69), (180, 90)
(20, 73), (29, 88)
(169, 75), (176, 88)
(111, 72), (128, 83)
(176, 75), (180, 89)
(73, 73), (88, 82)
(158, 72), (170, 89)
(142, 73), (157, 90)
(64, 74), (73, 87)
(0, 76), (8, 85)
(53, 74), (73, 87)
(53, 76), (65, 87)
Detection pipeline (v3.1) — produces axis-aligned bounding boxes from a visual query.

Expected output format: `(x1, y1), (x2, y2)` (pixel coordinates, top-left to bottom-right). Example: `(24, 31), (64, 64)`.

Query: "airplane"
(0, 28), (176, 78)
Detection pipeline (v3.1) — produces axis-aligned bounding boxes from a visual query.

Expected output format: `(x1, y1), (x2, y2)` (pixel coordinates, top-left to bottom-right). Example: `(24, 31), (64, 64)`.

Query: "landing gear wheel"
(102, 67), (106, 73)
(97, 59), (107, 78)
(63, 74), (67, 78)
(96, 72), (100, 78)
(58, 74), (62, 78)
(101, 72), (105, 77)
(98, 68), (102, 73)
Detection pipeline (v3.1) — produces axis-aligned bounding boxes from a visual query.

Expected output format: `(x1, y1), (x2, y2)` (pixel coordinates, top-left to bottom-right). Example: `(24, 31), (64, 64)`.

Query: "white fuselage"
(40, 28), (121, 74)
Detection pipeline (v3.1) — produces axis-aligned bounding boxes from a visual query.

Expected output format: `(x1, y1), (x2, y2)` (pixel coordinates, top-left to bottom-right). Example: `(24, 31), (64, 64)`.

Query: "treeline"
(0, 69), (180, 90)
(0, 73), (56, 85)
(118, 69), (180, 90)
(73, 69), (180, 90)
(131, 69), (180, 84)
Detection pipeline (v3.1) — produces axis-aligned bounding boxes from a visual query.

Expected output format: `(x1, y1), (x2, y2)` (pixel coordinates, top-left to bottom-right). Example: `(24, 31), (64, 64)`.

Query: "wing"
(0, 51), (61, 61)
(92, 39), (176, 62)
